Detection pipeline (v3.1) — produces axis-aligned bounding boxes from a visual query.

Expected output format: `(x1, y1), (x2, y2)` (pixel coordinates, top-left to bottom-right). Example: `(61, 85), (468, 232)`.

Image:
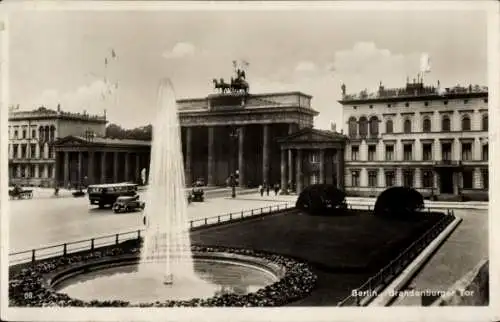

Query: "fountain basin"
(48, 252), (284, 304)
(10, 245), (317, 307)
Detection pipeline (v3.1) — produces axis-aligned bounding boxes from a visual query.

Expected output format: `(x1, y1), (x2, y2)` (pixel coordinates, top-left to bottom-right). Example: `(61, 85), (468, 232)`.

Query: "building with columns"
(53, 136), (150, 188)
(277, 128), (346, 194)
(177, 92), (322, 189)
(8, 106), (107, 187)
(40, 90), (346, 193)
(339, 78), (489, 199)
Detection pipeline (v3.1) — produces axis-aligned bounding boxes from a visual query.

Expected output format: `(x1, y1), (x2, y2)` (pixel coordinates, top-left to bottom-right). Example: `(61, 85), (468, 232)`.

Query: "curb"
(368, 216), (463, 306)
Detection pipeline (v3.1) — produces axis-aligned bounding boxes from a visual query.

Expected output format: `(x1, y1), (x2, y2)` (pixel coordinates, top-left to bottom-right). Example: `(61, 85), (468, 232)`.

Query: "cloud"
(162, 42), (197, 59)
(294, 61), (317, 73)
(331, 41), (420, 92)
(34, 79), (116, 115)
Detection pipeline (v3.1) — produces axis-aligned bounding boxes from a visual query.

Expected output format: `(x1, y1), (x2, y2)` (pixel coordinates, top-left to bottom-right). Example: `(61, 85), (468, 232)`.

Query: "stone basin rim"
(47, 251), (287, 291)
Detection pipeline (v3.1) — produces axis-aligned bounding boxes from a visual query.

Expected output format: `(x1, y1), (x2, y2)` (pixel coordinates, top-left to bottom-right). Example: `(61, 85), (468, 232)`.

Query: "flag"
(420, 53), (431, 73)
(111, 49), (117, 59)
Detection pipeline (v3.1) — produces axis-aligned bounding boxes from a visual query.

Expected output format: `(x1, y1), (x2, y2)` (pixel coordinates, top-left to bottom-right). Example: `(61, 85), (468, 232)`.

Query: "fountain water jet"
(139, 79), (198, 286)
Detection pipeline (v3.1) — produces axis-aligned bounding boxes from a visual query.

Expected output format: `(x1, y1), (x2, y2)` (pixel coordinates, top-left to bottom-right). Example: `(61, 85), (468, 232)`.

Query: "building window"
(369, 105), (373, 109)
(442, 143), (452, 161)
(405, 102), (409, 107)
(359, 117), (368, 137)
(369, 116), (379, 137)
(368, 170), (378, 187)
(309, 151), (319, 163)
(351, 146), (359, 161)
(462, 170), (473, 189)
(368, 145), (376, 161)
(13, 145), (18, 159)
(31, 165), (36, 178)
(385, 171), (395, 187)
(353, 106), (357, 110)
(50, 125), (56, 141)
(48, 165), (54, 178)
(21, 144), (27, 158)
(387, 104), (392, 108)
(482, 144), (488, 161)
(386, 119), (393, 133)
(482, 115), (488, 131)
(484, 98), (488, 103)
(423, 143), (433, 161)
(30, 144), (36, 158)
(422, 118), (431, 133)
(482, 169), (489, 189)
(14, 130), (19, 139)
(40, 145), (45, 158)
(31, 129), (36, 139)
(424, 101), (429, 106)
(464, 99), (469, 104)
(403, 171), (413, 187)
(351, 171), (360, 187)
(385, 144), (394, 161)
(444, 100), (448, 105)
(461, 143), (472, 161)
(49, 146), (54, 159)
(22, 129), (27, 139)
(403, 119), (412, 134)
(39, 127), (45, 141)
(348, 117), (357, 137)
(403, 144), (413, 161)
(442, 115), (451, 132)
(462, 115), (471, 131)
(21, 166), (26, 178)
(423, 170), (433, 188)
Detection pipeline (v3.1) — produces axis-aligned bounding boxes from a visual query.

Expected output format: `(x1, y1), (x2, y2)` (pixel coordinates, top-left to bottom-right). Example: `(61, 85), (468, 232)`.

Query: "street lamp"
(229, 127), (239, 198)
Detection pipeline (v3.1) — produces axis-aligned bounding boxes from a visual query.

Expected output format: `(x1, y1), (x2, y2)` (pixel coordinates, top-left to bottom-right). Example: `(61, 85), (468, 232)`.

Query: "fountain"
(9, 79), (317, 307)
(139, 78), (197, 286)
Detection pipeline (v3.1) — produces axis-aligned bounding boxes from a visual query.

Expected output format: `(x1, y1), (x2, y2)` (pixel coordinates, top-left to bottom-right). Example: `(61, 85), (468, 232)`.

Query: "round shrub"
(296, 184), (347, 215)
(374, 186), (424, 219)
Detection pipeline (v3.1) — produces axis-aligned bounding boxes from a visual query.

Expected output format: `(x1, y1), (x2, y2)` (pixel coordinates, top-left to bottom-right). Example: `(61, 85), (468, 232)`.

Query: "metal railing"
(337, 209), (456, 306)
(9, 202), (292, 265)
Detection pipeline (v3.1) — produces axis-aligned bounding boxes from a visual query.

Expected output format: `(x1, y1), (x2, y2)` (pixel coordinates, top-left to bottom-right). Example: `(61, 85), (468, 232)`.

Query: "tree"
(105, 123), (152, 141)
(296, 184), (347, 215)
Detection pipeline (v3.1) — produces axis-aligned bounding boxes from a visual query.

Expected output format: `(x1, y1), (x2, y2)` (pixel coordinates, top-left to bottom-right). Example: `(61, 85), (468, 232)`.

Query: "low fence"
(336, 209), (456, 306)
(9, 202), (292, 265)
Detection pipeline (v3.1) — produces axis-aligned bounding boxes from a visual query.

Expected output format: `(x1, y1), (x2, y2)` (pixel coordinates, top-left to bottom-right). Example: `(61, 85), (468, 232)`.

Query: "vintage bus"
(87, 182), (138, 208)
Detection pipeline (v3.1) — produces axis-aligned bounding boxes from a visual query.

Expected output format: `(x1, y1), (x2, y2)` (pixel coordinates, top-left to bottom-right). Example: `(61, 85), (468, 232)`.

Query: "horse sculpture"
(213, 68), (250, 95)
(213, 78), (231, 94)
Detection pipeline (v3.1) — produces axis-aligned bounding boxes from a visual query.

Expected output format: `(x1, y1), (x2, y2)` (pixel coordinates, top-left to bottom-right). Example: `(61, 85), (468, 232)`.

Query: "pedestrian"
(266, 183), (270, 196)
(274, 183), (280, 196)
(259, 184), (264, 196)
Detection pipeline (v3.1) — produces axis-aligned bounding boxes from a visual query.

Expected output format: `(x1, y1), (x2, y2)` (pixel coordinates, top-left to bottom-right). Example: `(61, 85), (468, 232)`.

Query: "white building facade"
(339, 80), (488, 200)
(8, 106), (107, 187)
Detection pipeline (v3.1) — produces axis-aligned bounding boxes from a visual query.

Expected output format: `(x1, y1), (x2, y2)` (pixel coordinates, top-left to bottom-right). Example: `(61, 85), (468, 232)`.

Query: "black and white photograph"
(0, 1), (498, 321)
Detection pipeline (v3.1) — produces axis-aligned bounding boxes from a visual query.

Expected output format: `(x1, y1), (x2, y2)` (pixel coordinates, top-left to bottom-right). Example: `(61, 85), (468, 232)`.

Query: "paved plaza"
(8, 189), (294, 253)
(8, 187), (488, 307)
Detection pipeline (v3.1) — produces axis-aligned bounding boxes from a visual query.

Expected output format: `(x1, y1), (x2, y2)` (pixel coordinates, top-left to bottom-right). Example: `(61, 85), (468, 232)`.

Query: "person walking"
(266, 182), (270, 196)
(274, 183), (280, 196)
(259, 184), (264, 197)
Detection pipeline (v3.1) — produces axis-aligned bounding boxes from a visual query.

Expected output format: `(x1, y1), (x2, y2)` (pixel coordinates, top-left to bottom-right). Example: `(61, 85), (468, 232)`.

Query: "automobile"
(189, 187), (204, 202)
(113, 194), (145, 213)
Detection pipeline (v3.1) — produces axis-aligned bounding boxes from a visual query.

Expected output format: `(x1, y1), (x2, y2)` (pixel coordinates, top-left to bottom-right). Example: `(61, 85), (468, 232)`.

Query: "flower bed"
(9, 242), (317, 307)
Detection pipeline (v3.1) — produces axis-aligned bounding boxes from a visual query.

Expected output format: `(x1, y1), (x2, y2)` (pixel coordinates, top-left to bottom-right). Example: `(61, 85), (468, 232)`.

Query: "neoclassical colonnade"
(54, 138), (150, 188)
(277, 129), (346, 194)
(182, 123), (299, 188)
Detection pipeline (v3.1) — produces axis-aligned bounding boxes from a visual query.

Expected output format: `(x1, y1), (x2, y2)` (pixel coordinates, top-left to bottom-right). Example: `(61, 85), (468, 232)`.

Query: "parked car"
(113, 195), (145, 213)
(189, 187), (204, 202)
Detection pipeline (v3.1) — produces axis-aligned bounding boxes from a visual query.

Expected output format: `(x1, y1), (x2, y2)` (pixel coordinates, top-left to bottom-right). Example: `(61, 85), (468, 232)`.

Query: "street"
(8, 189), (292, 253)
(391, 208), (488, 305)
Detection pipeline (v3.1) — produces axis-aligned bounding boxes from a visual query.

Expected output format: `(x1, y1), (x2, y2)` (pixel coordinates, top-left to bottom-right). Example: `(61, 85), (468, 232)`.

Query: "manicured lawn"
(190, 210), (443, 305)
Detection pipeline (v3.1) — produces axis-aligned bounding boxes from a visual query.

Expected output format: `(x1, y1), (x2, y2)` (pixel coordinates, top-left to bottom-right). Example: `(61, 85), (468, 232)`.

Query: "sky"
(7, 5), (488, 130)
